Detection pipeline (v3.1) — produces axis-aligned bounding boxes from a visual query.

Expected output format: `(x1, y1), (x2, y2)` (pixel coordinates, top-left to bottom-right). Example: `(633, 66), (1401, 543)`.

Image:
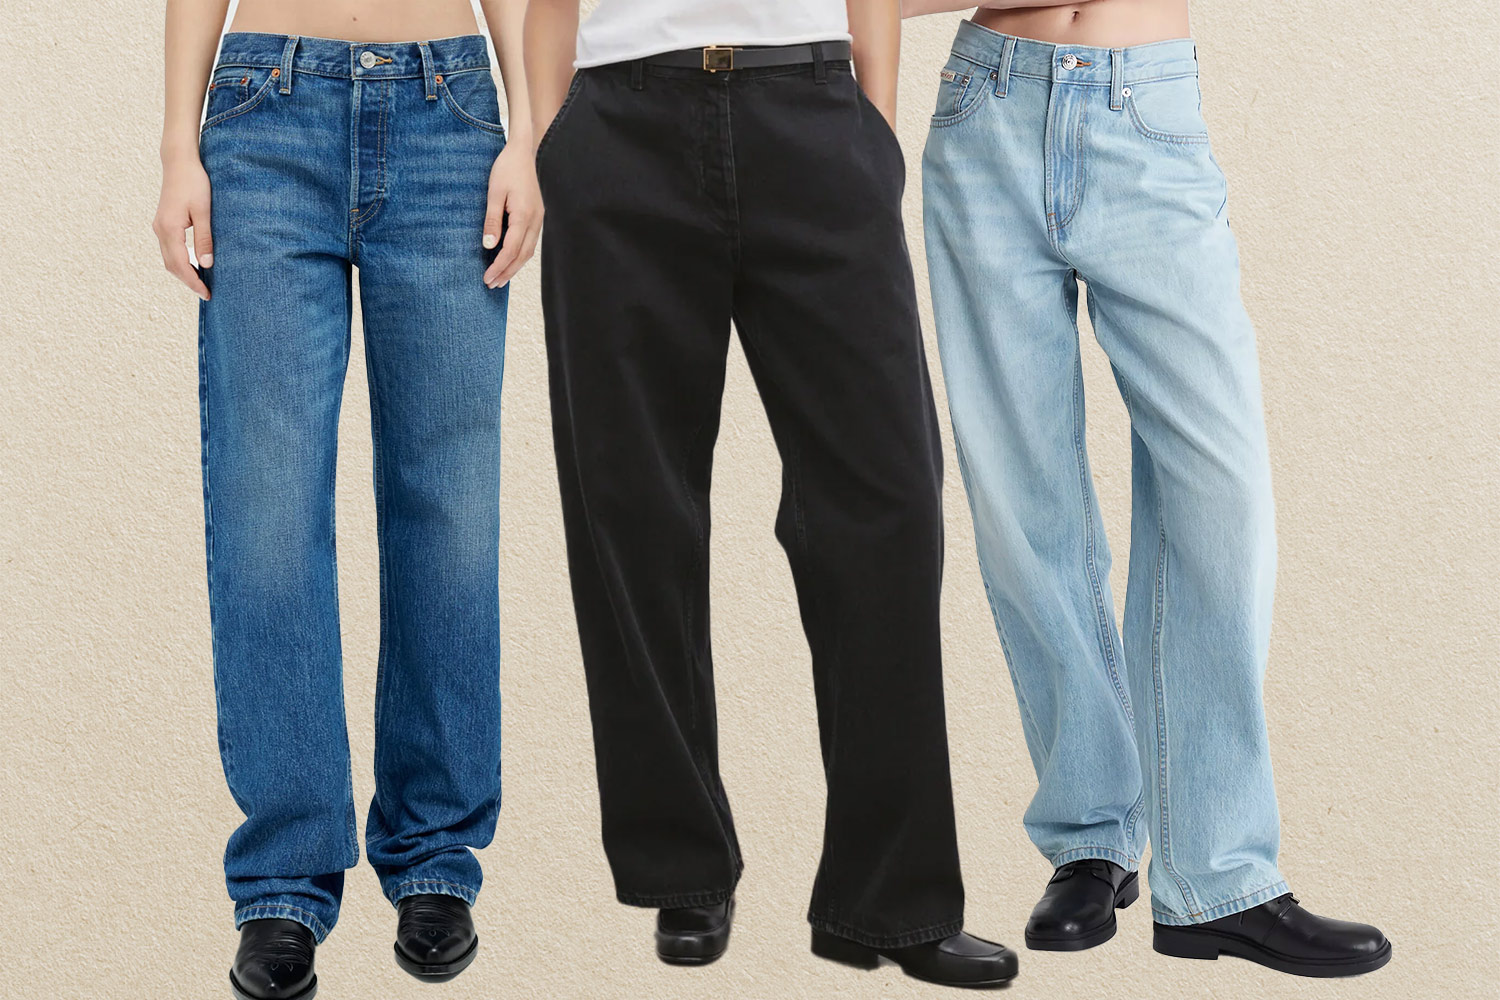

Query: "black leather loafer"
(393, 894), (479, 982)
(812, 929), (1019, 989)
(1154, 893), (1390, 977)
(656, 896), (735, 965)
(1025, 859), (1139, 951)
(229, 919), (317, 1000)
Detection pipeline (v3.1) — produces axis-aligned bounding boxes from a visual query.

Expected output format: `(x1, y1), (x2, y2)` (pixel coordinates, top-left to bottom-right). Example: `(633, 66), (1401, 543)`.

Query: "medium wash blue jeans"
(923, 23), (1287, 925)
(198, 33), (507, 940)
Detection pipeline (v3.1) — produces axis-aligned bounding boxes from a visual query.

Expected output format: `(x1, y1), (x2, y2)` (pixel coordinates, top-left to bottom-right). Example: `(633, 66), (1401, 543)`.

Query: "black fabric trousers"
(536, 53), (965, 948)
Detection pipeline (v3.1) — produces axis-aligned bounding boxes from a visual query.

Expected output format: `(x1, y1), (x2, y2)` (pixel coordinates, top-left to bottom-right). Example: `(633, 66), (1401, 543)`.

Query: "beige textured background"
(2, 1), (1497, 997)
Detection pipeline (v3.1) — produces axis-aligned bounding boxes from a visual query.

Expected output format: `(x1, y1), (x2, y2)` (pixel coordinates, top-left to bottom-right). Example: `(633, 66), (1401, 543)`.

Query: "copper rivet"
(271, 68), (280, 77)
(435, 74), (443, 84)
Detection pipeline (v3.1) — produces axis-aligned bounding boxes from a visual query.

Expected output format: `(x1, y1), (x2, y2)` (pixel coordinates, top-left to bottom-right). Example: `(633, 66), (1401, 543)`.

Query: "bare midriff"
(229, 0), (479, 43)
(973, 0), (1191, 49)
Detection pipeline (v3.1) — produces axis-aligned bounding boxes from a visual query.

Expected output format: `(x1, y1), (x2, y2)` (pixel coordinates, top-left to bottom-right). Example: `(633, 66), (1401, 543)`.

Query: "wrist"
(160, 131), (200, 165)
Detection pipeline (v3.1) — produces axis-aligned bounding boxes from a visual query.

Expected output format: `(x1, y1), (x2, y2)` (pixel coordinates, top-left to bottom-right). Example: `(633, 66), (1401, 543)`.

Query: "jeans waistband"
(214, 32), (491, 83)
(949, 19), (1197, 87)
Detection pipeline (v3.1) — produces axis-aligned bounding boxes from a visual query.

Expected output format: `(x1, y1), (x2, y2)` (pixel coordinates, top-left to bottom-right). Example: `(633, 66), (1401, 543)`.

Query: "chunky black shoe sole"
(393, 936), (479, 983)
(1025, 870), (1140, 952)
(1153, 924), (1392, 977)
(229, 972), (317, 1000)
(656, 943), (729, 966)
(811, 931), (1018, 989)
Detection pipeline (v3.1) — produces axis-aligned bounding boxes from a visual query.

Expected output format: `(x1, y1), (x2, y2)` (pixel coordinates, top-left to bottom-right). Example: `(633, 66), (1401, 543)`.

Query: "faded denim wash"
(198, 33), (508, 940)
(922, 22), (1287, 925)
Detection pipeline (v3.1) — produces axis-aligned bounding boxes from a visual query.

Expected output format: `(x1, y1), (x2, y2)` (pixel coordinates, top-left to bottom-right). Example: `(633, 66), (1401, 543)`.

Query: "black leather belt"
(644, 40), (853, 73)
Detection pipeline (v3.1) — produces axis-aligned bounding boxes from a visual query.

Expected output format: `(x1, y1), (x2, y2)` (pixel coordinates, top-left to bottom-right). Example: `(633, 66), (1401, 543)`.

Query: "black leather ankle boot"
(230, 919), (317, 1000)
(393, 894), (479, 982)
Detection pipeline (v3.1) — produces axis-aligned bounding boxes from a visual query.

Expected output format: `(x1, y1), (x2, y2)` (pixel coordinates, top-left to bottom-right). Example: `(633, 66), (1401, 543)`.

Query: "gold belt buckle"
(703, 45), (734, 72)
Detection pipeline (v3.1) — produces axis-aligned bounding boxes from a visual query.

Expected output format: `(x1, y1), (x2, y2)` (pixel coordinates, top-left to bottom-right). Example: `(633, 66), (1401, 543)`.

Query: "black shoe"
(656, 896), (735, 965)
(229, 919), (317, 1000)
(812, 929), (1019, 989)
(1154, 893), (1391, 977)
(393, 894), (479, 982)
(1025, 859), (1139, 951)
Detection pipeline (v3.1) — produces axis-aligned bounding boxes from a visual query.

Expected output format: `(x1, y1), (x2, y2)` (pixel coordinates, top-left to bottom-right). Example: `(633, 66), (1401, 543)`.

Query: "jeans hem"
(808, 914), (965, 949)
(234, 903), (332, 943)
(616, 885), (737, 908)
(1048, 845), (1141, 871)
(1151, 879), (1290, 925)
(387, 878), (479, 907)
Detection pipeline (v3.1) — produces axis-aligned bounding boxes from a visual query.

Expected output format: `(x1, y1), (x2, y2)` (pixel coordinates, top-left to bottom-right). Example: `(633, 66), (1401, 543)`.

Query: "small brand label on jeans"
(939, 69), (959, 82)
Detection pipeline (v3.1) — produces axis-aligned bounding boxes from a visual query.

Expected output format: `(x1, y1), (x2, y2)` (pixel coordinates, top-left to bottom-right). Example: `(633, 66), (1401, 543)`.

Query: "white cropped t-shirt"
(575, 0), (852, 68)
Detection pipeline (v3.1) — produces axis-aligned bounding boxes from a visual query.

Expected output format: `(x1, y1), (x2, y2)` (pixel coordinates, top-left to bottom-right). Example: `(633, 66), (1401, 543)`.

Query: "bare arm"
(524, 0), (580, 152)
(477, 0), (542, 285)
(847, 0), (902, 129)
(901, 0), (1086, 16)
(154, 0), (230, 299)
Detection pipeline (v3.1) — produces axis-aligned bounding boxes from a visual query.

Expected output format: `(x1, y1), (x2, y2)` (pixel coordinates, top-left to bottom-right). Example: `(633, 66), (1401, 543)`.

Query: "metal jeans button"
(1060, 53), (1079, 70)
(359, 51), (378, 69)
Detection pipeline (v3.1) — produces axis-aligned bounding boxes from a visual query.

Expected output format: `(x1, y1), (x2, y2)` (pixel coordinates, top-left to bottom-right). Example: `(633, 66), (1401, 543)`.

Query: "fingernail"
(482, 233), (498, 249)
(200, 253), (214, 267)
(198, 292), (210, 301)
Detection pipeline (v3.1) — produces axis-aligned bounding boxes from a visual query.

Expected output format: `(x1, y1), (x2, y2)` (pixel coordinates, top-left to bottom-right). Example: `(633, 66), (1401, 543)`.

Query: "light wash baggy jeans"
(198, 33), (508, 939)
(922, 21), (1288, 925)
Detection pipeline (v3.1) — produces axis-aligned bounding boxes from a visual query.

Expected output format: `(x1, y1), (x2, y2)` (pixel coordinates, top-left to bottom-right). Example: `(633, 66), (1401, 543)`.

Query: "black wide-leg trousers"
(537, 52), (965, 947)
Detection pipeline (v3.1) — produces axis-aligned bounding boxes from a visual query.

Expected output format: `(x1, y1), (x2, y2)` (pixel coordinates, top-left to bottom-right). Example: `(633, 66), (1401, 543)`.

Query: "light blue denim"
(922, 22), (1288, 925)
(198, 33), (508, 940)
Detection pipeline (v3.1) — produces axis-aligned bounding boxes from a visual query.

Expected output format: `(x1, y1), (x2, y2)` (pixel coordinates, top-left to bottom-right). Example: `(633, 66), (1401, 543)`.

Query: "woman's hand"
(482, 142), (543, 288)
(154, 151), (213, 300)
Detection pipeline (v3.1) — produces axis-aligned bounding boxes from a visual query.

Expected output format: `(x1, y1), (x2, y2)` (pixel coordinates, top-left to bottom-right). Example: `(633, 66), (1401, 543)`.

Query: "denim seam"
(235, 903), (332, 942)
(351, 81), (390, 228)
(200, 72), (278, 134)
(1152, 880), (1290, 924)
(807, 915), (964, 950)
(1069, 342), (1133, 728)
(366, 317), (394, 869)
(1118, 377), (1198, 916)
(1050, 845), (1141, 869)
(1056, 104), (1088, 232)
(439, 77), (507, 135)
(211, 63), (492, 81)
(952, 436), (1044, 747)
(1010, 70), (1199, 86)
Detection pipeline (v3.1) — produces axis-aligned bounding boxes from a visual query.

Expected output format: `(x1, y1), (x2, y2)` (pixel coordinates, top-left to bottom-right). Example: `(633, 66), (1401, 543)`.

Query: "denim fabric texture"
(537, 54), (966, 948)
(922, 22), (1287, 925)
(198, 32), (508, 940)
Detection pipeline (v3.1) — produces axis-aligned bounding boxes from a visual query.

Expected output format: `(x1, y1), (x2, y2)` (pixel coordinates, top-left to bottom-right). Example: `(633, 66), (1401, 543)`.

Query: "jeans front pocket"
(930, 54), (990, 128)
(535, 73), (585, 165)
(1123, 75), (1210, 145)
(201, 66), (279, 134)
(439, 69), (507, 136)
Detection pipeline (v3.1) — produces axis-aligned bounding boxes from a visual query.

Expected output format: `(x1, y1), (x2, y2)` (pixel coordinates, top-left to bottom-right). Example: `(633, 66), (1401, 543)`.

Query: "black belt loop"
(630, 59), (645, 90)
(812, 42), (828, 84)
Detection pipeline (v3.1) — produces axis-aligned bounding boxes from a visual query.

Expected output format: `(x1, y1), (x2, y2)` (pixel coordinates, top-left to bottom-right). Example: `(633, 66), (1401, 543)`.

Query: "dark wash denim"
(537, 53), (966, 948)
(199, 33), (508, 941)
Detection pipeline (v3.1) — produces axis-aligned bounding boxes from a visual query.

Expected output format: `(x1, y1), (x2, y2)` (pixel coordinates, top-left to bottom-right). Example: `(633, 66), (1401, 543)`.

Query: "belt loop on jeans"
(812, 42), (828, 84)
(1110, 48), (1125, 110)
(994, 36), (1016, 97)
(278, 36), (298, 94)
(630, 59), (645, 90)
(418, 41), (438, 100)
